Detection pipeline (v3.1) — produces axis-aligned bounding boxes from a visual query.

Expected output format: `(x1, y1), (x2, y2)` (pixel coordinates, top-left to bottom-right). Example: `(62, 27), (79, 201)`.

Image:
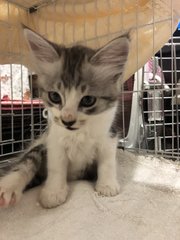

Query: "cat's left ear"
(90, 35), (129, 81)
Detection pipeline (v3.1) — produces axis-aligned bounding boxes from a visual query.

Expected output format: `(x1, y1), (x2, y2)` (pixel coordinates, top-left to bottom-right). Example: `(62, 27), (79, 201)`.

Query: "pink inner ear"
(29, 41), (41, 51)
(90, 37), (129, 67)
(24, 29), (60, 63)
(29, 40), (59, 63)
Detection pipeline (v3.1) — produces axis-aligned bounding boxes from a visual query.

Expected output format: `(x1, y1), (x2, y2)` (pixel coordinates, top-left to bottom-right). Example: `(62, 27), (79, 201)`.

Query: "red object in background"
(1, 99), (44, 110)
(2, 95), (10, 101)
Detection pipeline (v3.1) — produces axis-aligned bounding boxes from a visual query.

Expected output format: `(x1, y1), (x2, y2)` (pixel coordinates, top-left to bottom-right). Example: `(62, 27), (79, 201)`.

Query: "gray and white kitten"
(0, 28), (129, 208)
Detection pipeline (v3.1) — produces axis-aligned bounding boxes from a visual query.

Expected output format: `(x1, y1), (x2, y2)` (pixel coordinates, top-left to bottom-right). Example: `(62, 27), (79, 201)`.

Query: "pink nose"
(64, 113), (73, 121)
(62, 109), (76, 122)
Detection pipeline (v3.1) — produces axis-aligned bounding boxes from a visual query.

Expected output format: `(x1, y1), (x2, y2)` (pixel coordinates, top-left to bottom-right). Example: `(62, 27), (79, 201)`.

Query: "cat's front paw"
(0, 174), (23, 207)
(39, 184), (69, 208)
(95, 180), (120, 197)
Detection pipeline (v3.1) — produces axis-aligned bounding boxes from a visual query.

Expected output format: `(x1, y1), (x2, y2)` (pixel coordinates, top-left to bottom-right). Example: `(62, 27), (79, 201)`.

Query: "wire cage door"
(119, 26), (180, 159)
(0, 0), (180, 162)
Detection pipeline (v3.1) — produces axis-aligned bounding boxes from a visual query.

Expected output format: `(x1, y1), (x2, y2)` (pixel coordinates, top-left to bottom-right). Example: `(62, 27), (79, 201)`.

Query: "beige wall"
(0, 0), (179, 82)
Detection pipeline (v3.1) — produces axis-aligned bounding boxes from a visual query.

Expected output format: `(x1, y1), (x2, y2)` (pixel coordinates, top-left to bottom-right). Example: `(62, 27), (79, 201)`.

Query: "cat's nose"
(61, 119), (76, 127)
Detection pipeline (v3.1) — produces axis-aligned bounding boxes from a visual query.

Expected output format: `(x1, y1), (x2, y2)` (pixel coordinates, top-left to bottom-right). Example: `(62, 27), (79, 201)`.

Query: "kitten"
(0, 27), (129, 208)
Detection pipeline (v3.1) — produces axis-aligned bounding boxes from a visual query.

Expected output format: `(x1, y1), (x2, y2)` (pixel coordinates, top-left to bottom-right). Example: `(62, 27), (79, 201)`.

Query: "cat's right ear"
(23, 27), (59, 63)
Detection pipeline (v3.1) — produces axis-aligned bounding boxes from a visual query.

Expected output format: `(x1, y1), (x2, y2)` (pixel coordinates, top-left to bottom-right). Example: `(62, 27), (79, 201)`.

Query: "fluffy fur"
(0, 27), (129, 208)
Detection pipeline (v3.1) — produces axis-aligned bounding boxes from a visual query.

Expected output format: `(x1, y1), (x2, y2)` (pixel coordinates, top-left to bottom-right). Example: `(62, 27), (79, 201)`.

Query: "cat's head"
(24, 27), (129, 131)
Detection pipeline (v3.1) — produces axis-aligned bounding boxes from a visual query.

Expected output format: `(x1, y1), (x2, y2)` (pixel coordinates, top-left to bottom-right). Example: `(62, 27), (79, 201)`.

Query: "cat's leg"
(0, 144), (45, 207)
(95, 138), (120, 196)
(39, 143), (69, 208)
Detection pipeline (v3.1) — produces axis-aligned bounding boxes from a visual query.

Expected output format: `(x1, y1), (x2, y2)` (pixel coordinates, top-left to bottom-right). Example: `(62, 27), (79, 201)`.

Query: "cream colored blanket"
(1, 150), (180, 240)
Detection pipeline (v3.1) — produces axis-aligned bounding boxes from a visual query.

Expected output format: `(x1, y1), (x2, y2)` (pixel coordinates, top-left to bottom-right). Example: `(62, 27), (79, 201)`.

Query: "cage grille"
(0, 0), (180, 161)
(119, 29), (180, 160)
(6, 0), (54, 10)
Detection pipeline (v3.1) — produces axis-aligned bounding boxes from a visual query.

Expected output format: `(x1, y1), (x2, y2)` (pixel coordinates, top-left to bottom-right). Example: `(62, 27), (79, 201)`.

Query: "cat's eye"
(80, 96), (96, 107)
(48, 91), (61, 104)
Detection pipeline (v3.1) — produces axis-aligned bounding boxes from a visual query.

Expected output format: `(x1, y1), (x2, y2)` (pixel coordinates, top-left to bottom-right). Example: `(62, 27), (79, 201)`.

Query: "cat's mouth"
(66, 126), (79, 131)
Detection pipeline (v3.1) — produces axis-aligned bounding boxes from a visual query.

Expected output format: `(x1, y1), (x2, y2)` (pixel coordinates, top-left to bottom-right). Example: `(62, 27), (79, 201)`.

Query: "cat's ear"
(90, 35), (129, 81)
(23, 27), (59, 63)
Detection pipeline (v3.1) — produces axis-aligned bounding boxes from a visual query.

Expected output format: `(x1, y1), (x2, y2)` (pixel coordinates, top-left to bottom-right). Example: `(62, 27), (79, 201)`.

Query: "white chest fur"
(62, 130), (97, 179)
(46, 107), (116, 179)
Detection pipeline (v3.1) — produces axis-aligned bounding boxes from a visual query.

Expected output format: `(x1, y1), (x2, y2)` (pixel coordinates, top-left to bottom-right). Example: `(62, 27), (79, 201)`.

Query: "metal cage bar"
(0, 0), (179, 162)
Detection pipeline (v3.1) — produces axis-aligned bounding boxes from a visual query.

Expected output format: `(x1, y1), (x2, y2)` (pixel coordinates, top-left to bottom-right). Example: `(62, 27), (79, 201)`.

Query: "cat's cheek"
(77, 113), (88, 125)
(79, 119), (86, 126)
(49, 107), (61, 119)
